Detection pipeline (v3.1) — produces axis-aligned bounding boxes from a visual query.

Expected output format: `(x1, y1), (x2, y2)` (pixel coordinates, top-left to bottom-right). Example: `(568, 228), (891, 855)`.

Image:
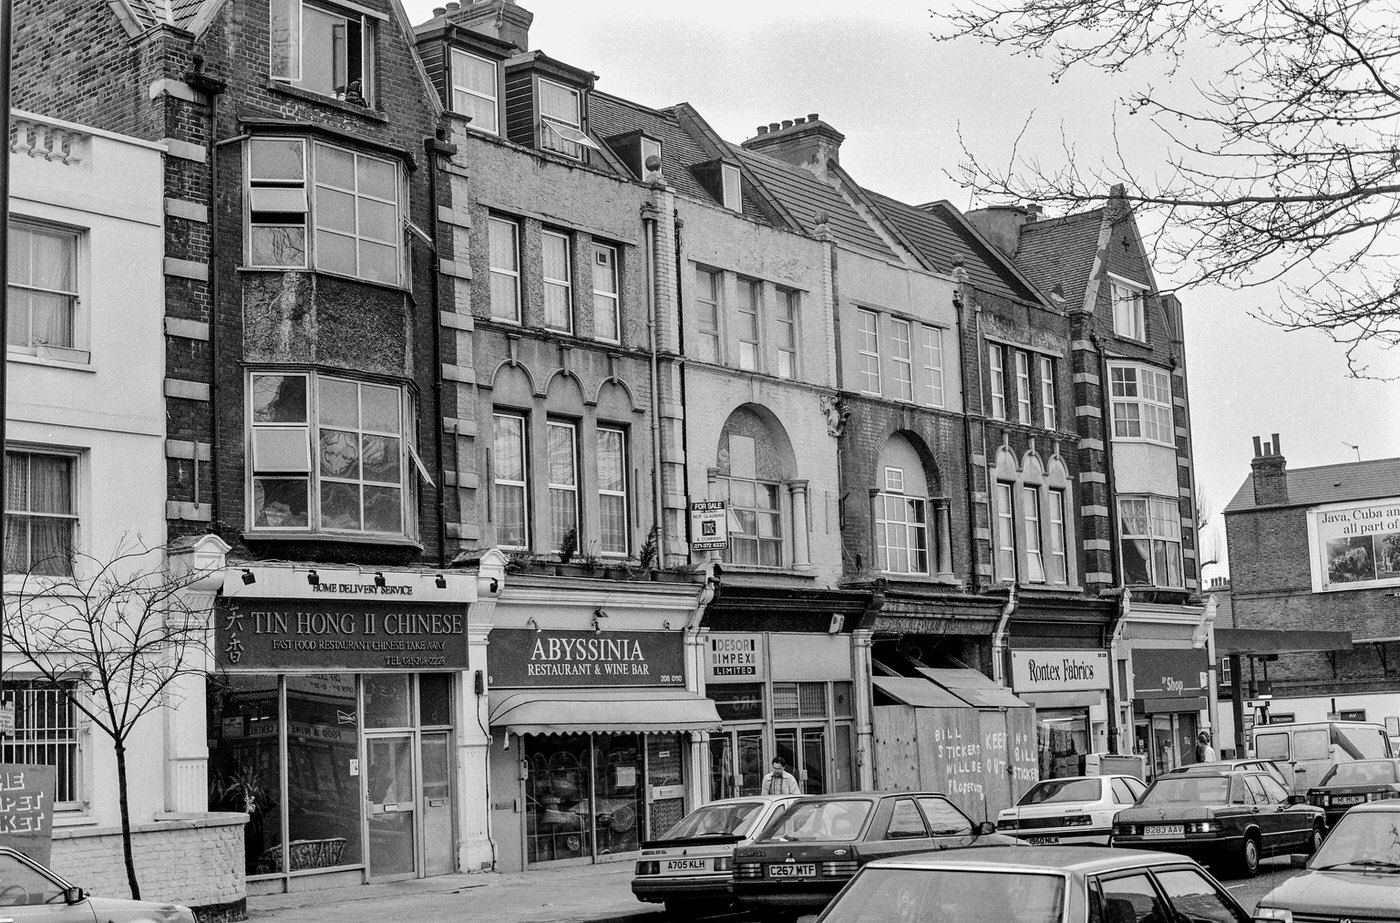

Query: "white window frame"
(1014, 350), (1032, 424)
(640, 137), (662, 170)
(492, 412), (529, 550)
(776, 290), (798, 380)
(488, 216), (522, 323)
(720, 474), (784, 568)
(988, 344), (1007, 420)
(856, 309), (881, 395)
(597, 426), (629, 557)
(537, 77), (599, 160)
(1022, 485), (1045, 583)
(737, 279), (761, 371)
(1118, 495), (1184, 589)
(3, 448), (79, 577)
(6, 220), (82, 356)
(721, 163), (743, 213)
(1048, 488), (1068, 585)
(2, 679), (81, 810)
(592, 243), (620, 343)
(994, 481), (1017, 581)
(541, 230), (573, 333)
(875, 466), (929, 576)
(920, 326), (945, 407)
(546, 420), (579, 553)
(1111, 276), (1147, 341)
(449, 48), (499, 135)
(890, 318), (913, 401)
(694, 267), (722, 362)
(247, 371), (417, 539)
(1110, 363), (1175, 446)
(1040, 355), (1057, 429)
(269, 0), (376, 103)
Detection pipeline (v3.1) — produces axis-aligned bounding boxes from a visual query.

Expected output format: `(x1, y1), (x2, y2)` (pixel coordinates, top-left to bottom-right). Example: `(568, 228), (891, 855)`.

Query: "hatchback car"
(1304, 757), (1400, 827)
(996, 775), (1147, 846)
(630, 794), (799, 915)
(1255, 801), (1400, 923)
(1112, 770), (1325, 875)
(810, 845), (1251, 923)
(0, 846), (194, 923)
(731, 791), (1015, 918)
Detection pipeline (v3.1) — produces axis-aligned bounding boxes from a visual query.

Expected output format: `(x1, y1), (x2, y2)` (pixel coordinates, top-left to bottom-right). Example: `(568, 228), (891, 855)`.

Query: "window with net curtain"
(4, 450), (76, 576)
(1118, 496), (1183, 588)
(450, 48), (499, 134)
(716, 411), (787, 567)
(598, 427), (628, 555)
(546, 420), (578, 552)
(493, 413), (528, 549)
(7, 222), (77, 350)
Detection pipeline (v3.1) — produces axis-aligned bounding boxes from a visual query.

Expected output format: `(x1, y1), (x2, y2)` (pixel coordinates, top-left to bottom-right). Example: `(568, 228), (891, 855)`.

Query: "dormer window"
(641, 136), (662, 170)
(538, 78), (598, 160)
(451, 48), (499, 135)
(270, 0), (376, 105)
(721, 163), (742, 213)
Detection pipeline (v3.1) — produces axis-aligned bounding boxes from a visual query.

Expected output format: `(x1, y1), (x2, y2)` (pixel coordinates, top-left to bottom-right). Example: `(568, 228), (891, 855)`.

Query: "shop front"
(1130, 645), (1212, 778)
(1009, 649), (1111, 779)
(209, 564), (488, 894)
(483, 576), (720, 873)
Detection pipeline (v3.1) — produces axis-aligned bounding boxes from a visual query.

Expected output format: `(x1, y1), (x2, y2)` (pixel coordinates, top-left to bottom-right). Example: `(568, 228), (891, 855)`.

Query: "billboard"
(1307, 497), (1400, 592)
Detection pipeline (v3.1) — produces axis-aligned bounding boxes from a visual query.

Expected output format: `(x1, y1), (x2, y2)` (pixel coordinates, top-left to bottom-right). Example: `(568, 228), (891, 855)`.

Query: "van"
(1250, 721), (1394, 792)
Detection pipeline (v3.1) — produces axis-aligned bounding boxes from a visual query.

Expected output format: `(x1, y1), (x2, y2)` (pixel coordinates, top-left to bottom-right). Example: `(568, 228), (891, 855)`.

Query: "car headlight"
(1252, 908), (1292, 923)
(996, 819), (1018, 830)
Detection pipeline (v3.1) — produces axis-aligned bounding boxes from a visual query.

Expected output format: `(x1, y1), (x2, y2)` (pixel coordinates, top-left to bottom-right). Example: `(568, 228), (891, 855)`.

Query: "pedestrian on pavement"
(763, 758), (800, 794)
(1196, 730), (1218, 762)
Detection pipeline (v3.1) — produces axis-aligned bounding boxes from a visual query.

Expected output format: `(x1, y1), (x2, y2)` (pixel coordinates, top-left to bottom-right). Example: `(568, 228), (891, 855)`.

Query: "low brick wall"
(52, 812), (247, 917)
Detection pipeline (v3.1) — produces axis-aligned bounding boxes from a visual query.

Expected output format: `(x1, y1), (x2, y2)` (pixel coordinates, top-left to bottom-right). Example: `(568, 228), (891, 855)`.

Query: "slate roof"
(1014, 209), (1104, 310)
(866, 192), (1043, 304)
(1225, 457), (1400, 513)
(120, 0), (214, 30)
(733, 147), (898, 258)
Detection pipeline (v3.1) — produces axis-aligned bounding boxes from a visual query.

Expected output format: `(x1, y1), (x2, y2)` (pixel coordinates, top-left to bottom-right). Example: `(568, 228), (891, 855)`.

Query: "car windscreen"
(1019, 778), (1101, 805)
(818, 867), (1065, 923)
(662, 801), (765, 839)
(1319, 761), (1398, 786)
(1140, 776), (1230, 806)
(758, 799), (872, 842)
(1312, 809), (1400, 869)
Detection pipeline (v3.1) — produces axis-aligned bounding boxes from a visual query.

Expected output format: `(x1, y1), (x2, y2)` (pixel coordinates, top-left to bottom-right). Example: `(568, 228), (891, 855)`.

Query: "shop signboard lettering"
(1307, 497), (1400, 592)
(215, 599), (468, 671)
(1010, 649), (1109, 693)
(1131, 647), (1209, 697)
(705, 633), (764, 682)
(490, 629), (685, 687)
(0, 765), (55, 866)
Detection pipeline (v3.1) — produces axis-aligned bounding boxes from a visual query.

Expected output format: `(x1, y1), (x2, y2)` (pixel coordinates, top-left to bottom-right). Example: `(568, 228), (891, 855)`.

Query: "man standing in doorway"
(1196, 730), (1218, 762)
(764, 757), (800, 794)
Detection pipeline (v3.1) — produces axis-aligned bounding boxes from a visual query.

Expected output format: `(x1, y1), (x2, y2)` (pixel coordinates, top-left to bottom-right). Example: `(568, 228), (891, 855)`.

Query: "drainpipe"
(642, 201), (666, 559)
(991, 582), (1018, 685)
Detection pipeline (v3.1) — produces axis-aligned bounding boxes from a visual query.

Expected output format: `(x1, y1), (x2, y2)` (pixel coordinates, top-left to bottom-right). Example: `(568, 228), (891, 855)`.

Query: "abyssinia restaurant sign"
(489, 629), (685, 687)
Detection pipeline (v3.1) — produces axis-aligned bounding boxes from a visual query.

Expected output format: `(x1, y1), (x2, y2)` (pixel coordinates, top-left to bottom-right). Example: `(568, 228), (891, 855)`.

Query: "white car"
(0, 846), (194, 923)
(995, 774), (1147, 845)
(631, 793), (799, 916)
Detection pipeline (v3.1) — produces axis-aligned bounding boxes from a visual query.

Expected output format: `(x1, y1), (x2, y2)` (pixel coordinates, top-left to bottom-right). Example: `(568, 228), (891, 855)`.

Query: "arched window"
(874, 436), (930, 576)
(712, 406), (805, 568)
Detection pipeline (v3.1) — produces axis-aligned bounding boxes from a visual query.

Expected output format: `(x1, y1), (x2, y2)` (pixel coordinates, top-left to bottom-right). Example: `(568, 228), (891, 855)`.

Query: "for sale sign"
(689, 500), (728, 551)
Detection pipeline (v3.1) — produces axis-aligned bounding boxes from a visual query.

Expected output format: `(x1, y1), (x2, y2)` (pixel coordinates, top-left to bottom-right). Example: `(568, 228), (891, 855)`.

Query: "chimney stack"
(1250, 433), (1288, 506)
(963, 204), (1037, 257)
(742, 113), (845, 174)
(447, 0), (533, 51)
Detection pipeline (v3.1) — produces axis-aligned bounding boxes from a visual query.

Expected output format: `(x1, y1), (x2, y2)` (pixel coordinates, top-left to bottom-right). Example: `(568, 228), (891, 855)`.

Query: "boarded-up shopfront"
(871, 668), (1037, 823)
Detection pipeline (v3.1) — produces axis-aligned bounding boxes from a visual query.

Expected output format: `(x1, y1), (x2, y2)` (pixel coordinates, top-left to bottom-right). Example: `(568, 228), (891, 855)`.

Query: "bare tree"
(934, 0), (1400, 374)
(1, 540), (216, 899)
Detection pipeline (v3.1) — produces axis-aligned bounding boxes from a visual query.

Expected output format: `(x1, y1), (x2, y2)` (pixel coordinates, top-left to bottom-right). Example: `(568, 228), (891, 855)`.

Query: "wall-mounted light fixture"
(240, 569), (256, 585)
(373, 572), (386, 588)
(306, 569), (320, 587)
(435, 573), (448, 589)
(527, 617), (541, 633)
(592, 607), (609, 633)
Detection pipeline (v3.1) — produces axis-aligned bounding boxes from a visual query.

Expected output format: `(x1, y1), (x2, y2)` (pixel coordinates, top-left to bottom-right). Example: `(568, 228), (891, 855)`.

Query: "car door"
(1217, 775), (1255, 840)
(0, 852), (96, 923)
(1241, 774), (1284, 850)
(1257, 773), (1311, 847)
(1093, 871), (1171, 923)
(1150, 865), (1251, 923)
(917, 796), (975, 849)
(859, 797), (935, 862)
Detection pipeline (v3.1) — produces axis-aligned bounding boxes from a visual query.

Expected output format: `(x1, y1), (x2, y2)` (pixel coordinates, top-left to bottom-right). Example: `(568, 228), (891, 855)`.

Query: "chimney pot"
(768, 122), (781, 132)
(1271, 433), (1281, 454)
(433, 5), (446, 14)
(781, 119), (794, 129)
(756, 125), (768, 135)
(808, 112), (819, 122)
(446, 1), (460, 9)
(1250, 434), (1289, 505)
(794, 117), (806, 125)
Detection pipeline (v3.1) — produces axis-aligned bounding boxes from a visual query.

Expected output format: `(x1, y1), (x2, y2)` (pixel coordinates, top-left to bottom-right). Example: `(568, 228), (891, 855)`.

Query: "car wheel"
(1306, 823), (1325, 855)
(1235, 833), (1261, 877)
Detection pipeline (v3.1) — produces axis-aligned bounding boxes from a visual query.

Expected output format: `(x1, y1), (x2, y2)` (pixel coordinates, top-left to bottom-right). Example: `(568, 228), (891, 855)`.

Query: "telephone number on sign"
(659, 674), (682, 683)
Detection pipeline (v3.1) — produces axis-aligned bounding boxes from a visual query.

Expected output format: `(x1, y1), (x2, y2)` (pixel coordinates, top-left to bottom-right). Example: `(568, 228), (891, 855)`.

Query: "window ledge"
(719, 564), (814, 579)
(7, 347), (95, 372)
(236, 265), (409, 295)
(2, 575), (83, 596)
(242, 530), (424, 550)
(53, 811), (97, 829)
(265, 80), (389, 123)
(1017, 583), (1086, 594)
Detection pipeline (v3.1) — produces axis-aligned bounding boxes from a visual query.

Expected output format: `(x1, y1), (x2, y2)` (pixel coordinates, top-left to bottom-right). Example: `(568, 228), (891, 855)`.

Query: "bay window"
(249, 372), (415, 537)
(4, 450), (77, 576)
(1119, 496), (1183, 588)
(1110, 364), (1174, 445)
(270, 0), (375, 103)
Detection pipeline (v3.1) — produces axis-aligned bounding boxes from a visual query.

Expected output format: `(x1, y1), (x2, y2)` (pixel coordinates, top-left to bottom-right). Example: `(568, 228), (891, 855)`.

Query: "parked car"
(1305, 757), (1400, 827)
(0, 846), (194, 923)
(630, 794), (799, 915)
(808, 845), (1252, 923)
(1251, 720), (1394, 792)
(1167, 758), (1293, 793)
(995, 774), (1147, 846)
(1254, 801), (1400, 922)
(1111, 769), (1325, 876)
(730, 790), (1015, 918)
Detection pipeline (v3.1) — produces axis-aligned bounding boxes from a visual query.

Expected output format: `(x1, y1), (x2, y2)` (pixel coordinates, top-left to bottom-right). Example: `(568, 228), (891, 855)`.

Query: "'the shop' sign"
(490, 629), (685, 687)
(1010, 650), (1110, 693)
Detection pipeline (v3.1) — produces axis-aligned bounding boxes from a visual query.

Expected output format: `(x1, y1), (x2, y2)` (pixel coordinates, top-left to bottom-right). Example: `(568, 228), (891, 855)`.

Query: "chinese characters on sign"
(489, 629), (685, 687)
(0, 766), (55, 865)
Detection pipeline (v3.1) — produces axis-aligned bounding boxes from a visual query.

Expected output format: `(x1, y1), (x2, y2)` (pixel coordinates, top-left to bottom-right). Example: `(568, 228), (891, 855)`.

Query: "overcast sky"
(402, 0), (1400, 577)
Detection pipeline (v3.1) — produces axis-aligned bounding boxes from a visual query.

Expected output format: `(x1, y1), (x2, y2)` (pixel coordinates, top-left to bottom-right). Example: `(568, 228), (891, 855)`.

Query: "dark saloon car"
(810, 846), (1252, 923)
(1254, 801), (1400, 923)
(730, 791), (1015, 917)
(1167, 758), (1295, 793)
(1112, 770), (1325, 875)
(1305, 757), (1400, 827)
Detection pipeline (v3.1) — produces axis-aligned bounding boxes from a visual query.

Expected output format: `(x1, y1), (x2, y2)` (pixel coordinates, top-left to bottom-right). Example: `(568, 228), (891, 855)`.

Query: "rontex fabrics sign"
(490, 629), (685, 687)
(1010, 650), (1109, 693)
(1307, 497), (1400, 592)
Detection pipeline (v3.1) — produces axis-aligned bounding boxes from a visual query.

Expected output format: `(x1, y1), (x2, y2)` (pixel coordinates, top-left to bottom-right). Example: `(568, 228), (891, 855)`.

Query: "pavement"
(246, 863), (668, 923)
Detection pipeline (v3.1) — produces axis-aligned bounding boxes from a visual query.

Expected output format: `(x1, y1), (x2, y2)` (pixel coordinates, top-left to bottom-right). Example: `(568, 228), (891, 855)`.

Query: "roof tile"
(1225, 457), (1400, 513)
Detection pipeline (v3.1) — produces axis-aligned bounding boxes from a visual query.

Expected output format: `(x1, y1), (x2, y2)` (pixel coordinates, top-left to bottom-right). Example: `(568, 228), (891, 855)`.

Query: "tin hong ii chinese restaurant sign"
(215, 599), (468, 671)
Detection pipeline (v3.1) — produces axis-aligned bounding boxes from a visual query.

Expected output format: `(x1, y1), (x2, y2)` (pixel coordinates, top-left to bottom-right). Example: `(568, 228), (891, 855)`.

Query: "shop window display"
(1036, 708), (1089, 779)
(286, 674), (362, 870)
(207, 674), (282, 876)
